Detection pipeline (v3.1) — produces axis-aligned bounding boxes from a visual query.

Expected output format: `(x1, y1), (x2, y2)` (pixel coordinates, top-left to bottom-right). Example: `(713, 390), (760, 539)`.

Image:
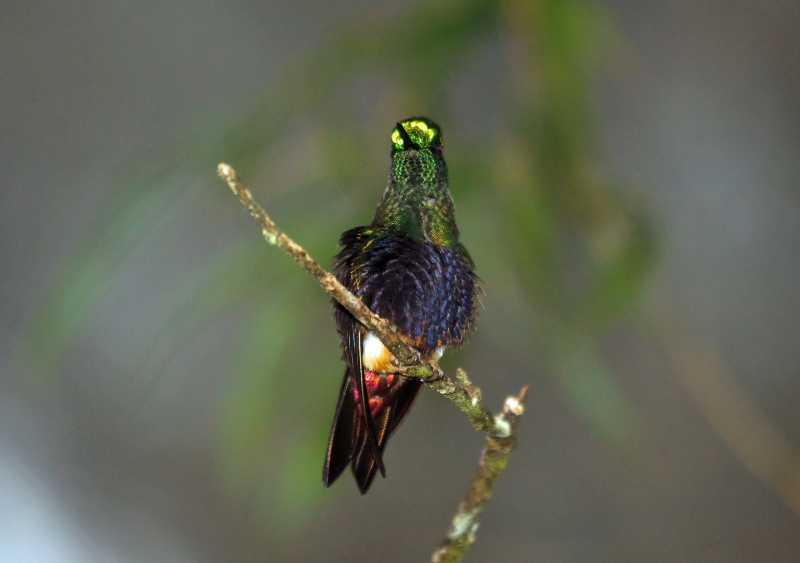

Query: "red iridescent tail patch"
(352, 370), (399, 417)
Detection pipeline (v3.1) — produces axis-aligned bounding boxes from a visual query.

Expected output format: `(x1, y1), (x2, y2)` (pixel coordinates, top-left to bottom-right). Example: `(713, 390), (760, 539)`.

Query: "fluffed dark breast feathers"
(334, 228), (479, 352)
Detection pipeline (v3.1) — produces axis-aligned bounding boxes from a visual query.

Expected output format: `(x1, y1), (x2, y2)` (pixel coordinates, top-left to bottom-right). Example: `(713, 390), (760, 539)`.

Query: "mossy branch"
(218, 163), (527, 563)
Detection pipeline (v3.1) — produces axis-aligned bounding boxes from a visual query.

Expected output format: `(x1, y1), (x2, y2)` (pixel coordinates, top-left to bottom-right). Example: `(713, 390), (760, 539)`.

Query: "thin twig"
(432, 386), (528, 563)
(217, 163), (527, 562)
(218, 163), (421, 367)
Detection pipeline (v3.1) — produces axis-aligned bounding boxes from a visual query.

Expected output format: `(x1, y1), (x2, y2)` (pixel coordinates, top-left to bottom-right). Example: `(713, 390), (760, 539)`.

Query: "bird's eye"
(431, 145), (443, 157)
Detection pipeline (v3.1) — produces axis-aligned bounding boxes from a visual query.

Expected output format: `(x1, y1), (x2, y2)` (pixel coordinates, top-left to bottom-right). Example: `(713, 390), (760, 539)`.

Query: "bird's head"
(374, 117), (458, 246)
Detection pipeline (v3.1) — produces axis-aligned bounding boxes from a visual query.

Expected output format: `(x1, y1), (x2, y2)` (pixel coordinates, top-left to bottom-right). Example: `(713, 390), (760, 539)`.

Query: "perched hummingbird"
(323, 117), (480, 494)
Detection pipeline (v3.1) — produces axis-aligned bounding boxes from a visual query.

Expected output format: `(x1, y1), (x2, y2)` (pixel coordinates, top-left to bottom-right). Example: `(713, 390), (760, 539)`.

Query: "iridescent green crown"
(391, 117), (443, 151)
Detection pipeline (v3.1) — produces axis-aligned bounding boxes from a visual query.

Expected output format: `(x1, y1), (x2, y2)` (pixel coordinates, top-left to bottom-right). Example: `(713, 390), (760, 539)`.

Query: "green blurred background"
(2, 0), (800, 561)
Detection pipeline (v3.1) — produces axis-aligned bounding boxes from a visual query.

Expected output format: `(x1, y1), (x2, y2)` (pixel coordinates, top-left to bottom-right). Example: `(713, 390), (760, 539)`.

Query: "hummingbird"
(323, 117), (480, 494)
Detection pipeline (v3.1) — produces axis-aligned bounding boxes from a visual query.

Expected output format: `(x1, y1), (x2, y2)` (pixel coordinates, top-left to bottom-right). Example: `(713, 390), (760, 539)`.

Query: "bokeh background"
(2, 0), (800, 561)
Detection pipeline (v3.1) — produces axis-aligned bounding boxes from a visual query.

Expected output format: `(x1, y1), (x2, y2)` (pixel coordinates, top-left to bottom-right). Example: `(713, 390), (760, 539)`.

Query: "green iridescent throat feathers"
(372, 120), (460, 248)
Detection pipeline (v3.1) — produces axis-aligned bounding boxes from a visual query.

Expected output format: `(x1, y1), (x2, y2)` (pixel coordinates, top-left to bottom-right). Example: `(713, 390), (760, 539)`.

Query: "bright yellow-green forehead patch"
(391, 128), (405, 149)
(391, 118), (442, 150)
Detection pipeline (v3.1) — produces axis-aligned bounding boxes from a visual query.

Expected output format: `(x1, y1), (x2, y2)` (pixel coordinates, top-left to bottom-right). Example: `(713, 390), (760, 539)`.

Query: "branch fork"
(218, 163), (527, 563)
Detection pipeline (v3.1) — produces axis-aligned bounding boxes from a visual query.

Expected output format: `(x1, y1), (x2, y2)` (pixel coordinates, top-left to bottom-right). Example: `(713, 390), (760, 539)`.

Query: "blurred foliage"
(23, 0), (656, 530)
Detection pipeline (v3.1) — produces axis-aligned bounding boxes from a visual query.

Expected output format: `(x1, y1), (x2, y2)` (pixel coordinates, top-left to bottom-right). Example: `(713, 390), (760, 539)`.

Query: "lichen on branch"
(218, 162), (527, 563)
